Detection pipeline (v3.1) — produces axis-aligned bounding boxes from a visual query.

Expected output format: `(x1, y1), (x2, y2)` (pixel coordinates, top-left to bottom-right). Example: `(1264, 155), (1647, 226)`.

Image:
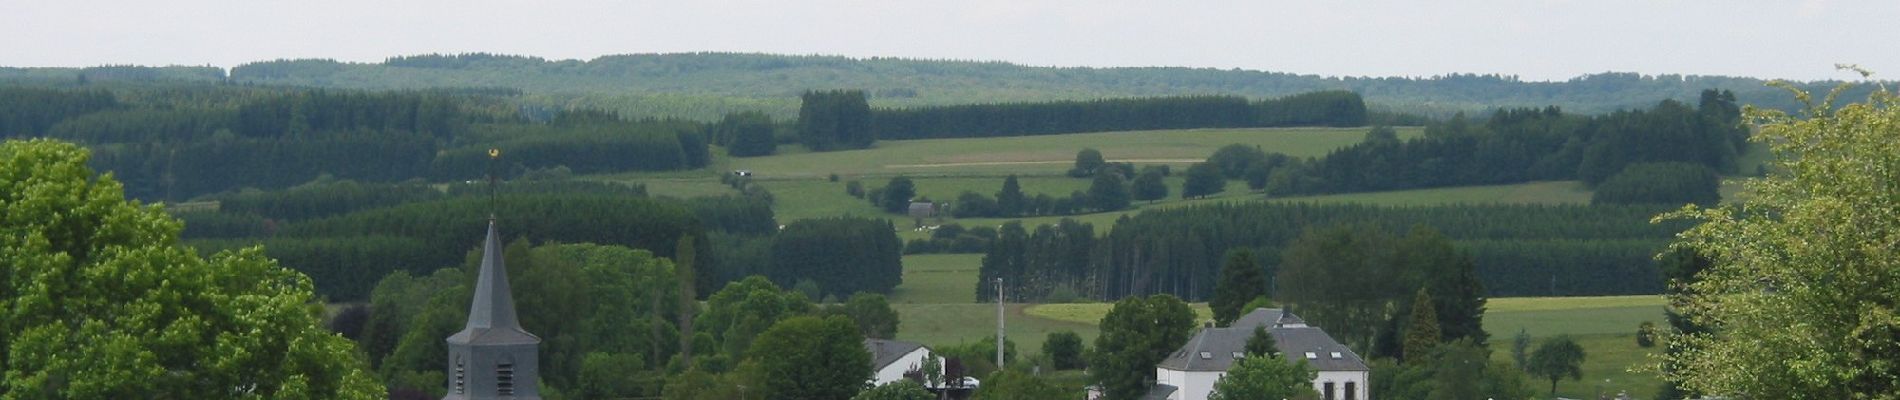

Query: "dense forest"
(4, 53), (1879, 121)
(0, 86), (709, 201)
(977, 202), (1691, 303)
(870, 91), (1364, 140)
(1234, 90), (1748, 197)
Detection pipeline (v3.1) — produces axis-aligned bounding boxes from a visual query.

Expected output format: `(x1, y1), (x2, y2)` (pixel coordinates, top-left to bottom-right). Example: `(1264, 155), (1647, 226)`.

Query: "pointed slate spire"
(445, 217), (541, 400)
(465, 217), (521, 332)
(448, 217), (539, 345)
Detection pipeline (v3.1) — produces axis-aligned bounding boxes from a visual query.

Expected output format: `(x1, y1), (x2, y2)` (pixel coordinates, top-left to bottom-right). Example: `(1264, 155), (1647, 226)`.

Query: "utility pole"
(995, 277), (1005, 369)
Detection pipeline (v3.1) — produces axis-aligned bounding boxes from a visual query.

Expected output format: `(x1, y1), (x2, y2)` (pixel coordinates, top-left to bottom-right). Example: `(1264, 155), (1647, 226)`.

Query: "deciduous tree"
(1181, 162), (1226, 199)
(1527, 335), (1585, 395)
(0, 139), (383, 398)
(1207, 354), (1318, 400)
(745, 315), (872, 400)
(1661, 79), (1900, 397)
(1088, 294), (1196, 400)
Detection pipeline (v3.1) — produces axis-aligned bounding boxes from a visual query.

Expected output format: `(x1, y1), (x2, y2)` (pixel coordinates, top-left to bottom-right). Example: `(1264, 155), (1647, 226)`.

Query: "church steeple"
(445, 218), (541, 400)
(464, 218), (523, 333)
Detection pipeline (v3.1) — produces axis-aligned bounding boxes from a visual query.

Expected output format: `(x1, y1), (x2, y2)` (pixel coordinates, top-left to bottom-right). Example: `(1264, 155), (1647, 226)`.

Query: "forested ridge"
(3, 52), (1883, 121)
(0, 86), (711, 201)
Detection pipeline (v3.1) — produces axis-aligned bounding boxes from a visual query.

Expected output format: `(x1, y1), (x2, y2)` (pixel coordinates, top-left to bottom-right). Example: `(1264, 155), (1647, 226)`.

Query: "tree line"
(0, 86), (713, 201)
(1252, 90), (1746, 197)
(977, 202), (1691, 303)
(869, 91), (1366, 140)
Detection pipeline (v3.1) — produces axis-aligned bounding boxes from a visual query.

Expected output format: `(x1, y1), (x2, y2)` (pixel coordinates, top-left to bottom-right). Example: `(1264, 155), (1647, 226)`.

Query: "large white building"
(1148, 308), (1370, 400)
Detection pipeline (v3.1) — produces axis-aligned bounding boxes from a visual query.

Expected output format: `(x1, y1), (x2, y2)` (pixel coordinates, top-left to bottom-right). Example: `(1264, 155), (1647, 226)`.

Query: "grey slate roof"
(864, 338), (927, 371)
(1155, 308), (1368, 372)
(1232, 308), (1305, 328)
(448, 219), (541, 345)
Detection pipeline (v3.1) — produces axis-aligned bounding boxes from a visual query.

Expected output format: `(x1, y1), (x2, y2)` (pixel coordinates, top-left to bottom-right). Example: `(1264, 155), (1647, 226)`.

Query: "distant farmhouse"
(1092, 308), (1370, 400)
(907, 201), (938, 219)
(866, 338), (977, 398)
(866, 338), (938, 386)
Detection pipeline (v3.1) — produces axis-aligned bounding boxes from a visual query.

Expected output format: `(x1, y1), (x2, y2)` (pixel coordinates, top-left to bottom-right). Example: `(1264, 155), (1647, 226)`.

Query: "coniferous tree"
(1244, 326), (1279, 357)
(1211, 249), (1269, 326)
(996, 175), (1026, 217)
(796, 90), (873, 151)
(1402, 289), (1441, 363)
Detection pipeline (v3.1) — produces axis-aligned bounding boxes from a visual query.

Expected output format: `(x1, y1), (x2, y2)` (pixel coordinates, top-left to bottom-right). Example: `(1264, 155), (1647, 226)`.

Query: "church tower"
(444, 219), (541, 400)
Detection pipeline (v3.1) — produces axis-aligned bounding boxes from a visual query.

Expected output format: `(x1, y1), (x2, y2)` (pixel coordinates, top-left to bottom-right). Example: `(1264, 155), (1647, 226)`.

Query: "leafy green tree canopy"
(1527, 335), (1586, 395)
(1207, 354), (1318, 400)
(850, 380), (933, 400)
(1661, 80), (1900, 397)
(1181, 162), (1226, 199)
(1087, 294), (1196, 400)
(744, 315), (872, 400)
(0, 139), (383, 398)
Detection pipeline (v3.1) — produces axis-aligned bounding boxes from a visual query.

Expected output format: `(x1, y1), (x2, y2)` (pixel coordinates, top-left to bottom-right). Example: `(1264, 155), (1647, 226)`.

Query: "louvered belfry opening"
(496, 362), (515, 395)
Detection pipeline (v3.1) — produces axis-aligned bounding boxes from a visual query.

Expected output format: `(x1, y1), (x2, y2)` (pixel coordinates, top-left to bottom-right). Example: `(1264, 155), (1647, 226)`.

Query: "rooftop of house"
(1155, 308), (1369, 372)
(864, 338), (927, 370)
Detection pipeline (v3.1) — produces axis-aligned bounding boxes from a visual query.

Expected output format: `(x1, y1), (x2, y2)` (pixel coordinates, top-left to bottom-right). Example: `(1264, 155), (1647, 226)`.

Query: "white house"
(1147, 308), (1370, 400)
(864, 338), (943, 386)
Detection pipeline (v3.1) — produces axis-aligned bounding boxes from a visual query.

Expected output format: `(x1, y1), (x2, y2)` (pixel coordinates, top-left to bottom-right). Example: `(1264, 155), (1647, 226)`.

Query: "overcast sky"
(2, 0), (1893, 82)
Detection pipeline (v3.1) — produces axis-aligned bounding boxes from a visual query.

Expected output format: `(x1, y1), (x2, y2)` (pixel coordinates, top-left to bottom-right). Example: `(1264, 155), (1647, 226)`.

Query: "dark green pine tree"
(1431, 250), (1489, 345)
(1211, 249), (1269, 327)
(997, 175), (1026, 217)
(1244, 325), (1279, 357)
(1402, 288), (1441, 364)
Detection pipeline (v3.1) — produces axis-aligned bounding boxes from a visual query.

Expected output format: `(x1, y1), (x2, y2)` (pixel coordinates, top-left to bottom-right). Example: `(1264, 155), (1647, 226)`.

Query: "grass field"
(890, 254), (984, 304)
(1272, 180), (1594, 206)
(1485, 295), (1667, 398)
(727, 127), (1423, 179)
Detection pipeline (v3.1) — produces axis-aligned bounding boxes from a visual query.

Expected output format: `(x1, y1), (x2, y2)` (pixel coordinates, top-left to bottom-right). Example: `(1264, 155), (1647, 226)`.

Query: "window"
(1324, 382), (1336, 400)
(1346, 381), (1358, 400)
(1304, 351), (1318, 359)
(1232, 352), (1245, 359)
(1198, 351), (1212, 359)
(1330, 351), (1343, 359)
